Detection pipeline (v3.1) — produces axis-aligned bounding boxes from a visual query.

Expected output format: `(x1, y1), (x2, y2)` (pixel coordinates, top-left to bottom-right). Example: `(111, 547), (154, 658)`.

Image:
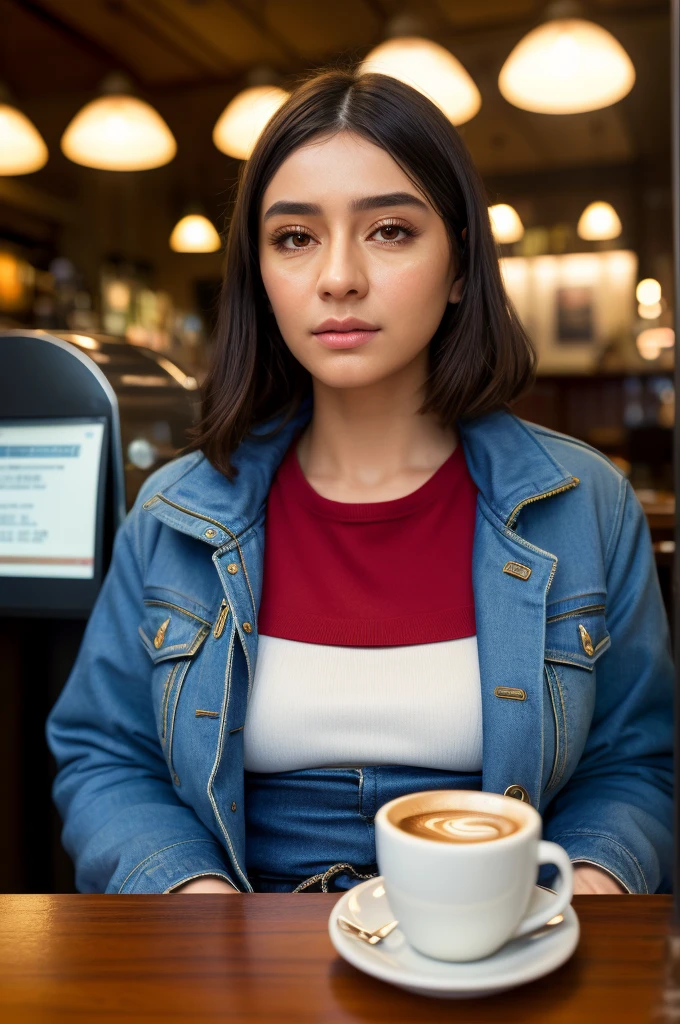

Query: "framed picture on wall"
(500, 251), (637, 372)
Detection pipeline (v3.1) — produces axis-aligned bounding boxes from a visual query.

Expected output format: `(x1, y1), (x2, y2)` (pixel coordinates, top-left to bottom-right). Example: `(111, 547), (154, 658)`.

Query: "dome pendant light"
(61, 73), (176, 171)
(360, 36), (481, 125)
(577, 201), (622, 241)
(0, 85), (48, 175)
(170, 213), (221, 253)
(489, 204), (524, 244)
(498, 1), (635, 115)
(213, 83), (289, 161)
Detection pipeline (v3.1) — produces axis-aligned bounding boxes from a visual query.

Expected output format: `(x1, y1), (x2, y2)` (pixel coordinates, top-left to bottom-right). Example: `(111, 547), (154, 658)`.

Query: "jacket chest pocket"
(139, 600), (211, 779)
(542, 594), (610, 794)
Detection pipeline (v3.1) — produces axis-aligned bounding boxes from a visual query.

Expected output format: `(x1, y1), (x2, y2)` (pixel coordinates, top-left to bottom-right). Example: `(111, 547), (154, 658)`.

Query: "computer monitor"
(0, 417), (108, 616)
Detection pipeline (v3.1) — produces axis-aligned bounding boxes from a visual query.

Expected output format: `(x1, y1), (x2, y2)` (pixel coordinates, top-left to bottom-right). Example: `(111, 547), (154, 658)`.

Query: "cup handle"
(512, 840), (573, 939)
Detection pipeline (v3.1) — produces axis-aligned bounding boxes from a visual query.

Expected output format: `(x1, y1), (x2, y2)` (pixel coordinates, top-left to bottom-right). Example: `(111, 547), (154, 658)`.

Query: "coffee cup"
(374, 789), (573, 962)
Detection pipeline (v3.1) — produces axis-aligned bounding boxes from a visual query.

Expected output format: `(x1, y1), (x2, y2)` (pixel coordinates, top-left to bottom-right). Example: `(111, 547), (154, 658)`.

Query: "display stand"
(0, 332), (126, 892)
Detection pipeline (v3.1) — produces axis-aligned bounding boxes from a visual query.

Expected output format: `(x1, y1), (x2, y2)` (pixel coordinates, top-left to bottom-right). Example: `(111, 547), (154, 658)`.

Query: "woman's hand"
(572, 864), (626, 894)
(171, 876), (239, 894)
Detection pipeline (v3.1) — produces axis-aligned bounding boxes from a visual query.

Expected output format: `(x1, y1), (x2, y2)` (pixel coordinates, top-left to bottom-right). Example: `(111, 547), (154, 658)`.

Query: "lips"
(312, 317), (380, 350)
(313, 318), (379, 333)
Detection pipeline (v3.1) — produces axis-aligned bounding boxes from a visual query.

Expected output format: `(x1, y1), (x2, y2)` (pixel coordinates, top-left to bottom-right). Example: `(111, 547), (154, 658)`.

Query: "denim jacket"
(46, 400), (674, 894)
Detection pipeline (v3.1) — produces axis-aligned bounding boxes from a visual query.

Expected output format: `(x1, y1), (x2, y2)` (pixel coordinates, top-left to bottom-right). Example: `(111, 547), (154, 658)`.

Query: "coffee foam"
(396, 809), (520, 844)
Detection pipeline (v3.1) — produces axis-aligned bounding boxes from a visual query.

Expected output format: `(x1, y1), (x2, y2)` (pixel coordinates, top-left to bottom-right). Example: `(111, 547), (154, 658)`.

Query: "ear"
(448, 227), (467, 304)
(448, 275), (464, 304)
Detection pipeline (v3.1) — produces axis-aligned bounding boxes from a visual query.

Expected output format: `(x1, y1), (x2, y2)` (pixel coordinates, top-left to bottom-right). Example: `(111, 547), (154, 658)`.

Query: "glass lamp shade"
(498, 18), (635, 114)
(61, 95), (176, 170)
(213, 85), (289, 160)
(0, 103), (48, 174)
(489, 204), (524, 243)
(360, 37), (481, 125)
(577, 201), (622, 241)
(169, 214), (221, 253)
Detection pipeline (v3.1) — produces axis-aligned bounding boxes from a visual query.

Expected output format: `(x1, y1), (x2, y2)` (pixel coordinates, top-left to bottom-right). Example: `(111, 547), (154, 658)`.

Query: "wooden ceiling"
(1, 0), (672, 178)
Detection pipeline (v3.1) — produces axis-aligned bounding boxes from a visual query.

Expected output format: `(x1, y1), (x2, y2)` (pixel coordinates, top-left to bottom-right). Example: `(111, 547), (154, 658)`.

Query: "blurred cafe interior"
(0, 0), (675, 895)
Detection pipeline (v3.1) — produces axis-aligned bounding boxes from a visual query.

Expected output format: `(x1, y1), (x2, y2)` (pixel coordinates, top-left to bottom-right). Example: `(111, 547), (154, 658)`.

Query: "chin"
(307, 359), (396, 391)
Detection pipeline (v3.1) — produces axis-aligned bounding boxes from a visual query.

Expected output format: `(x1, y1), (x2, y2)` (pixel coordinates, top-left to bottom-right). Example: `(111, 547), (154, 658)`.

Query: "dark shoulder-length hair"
(186, 66), (536, 479)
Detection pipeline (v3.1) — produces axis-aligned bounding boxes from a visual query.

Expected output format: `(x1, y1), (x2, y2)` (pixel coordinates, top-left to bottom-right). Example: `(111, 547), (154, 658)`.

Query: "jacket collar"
(143, 400), (578, 543)
(458, 410), (578, 528)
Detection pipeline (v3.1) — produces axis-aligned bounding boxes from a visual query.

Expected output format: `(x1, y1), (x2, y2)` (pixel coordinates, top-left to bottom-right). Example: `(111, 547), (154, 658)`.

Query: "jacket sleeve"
(45, 501), (238, 894)
(543, 476), (674, 893)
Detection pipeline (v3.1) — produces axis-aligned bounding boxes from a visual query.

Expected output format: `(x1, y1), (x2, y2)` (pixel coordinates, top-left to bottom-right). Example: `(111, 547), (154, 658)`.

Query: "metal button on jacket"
(204, 528), (217, 539)
(242, 622), (253, 634)
(504, 784), (530, 803)
(502, 561), (532, 580)
(154, 618), (170, 649)
(579, 624), (595, 656)
(227, 563), (239, 575)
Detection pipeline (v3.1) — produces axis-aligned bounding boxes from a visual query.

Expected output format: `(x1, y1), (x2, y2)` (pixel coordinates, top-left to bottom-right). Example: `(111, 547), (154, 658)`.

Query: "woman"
(47, 68), (673, 897)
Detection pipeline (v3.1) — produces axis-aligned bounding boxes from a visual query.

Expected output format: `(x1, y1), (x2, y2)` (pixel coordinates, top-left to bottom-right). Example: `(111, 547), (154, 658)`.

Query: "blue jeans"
(244, 765), (483, 892)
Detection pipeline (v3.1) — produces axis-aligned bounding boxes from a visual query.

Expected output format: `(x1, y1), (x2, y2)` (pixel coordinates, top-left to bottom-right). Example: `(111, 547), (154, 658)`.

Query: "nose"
(315, 233), (368, 302)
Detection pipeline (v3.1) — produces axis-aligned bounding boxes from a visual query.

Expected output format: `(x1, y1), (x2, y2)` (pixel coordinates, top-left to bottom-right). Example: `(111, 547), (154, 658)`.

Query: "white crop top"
(242, 633), (483, 774)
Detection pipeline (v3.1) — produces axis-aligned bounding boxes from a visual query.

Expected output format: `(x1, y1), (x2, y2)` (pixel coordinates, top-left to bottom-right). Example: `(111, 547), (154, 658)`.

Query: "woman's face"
(258, 131), (462, 391)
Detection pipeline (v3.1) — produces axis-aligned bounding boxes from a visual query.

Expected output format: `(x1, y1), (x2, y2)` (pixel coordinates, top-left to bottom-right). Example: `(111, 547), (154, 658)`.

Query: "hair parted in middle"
(186, 66), (536, 480)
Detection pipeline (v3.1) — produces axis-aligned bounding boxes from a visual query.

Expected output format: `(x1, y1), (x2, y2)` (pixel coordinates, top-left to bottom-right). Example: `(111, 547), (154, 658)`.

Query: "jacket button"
(504, 784), (530, 803)
(243, 622), (252, 633)
(227, 563), (239, 574)
(173, 773), (181, 786)
(204, 528), (217, 539)
(154, 618), (170, 649)
(579, 624), (595, 656)
(231, 801), (237, 812)
(502, 561), (532, 580)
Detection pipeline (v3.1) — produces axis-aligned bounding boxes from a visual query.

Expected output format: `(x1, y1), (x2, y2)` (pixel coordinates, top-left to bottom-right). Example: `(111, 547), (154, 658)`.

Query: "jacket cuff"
(116, 839), (238, 894)
(546, 830), (647, 894)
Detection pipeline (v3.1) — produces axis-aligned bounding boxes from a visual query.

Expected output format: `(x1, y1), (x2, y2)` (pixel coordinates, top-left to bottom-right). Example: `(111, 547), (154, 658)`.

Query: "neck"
(296, 353), (458, 501)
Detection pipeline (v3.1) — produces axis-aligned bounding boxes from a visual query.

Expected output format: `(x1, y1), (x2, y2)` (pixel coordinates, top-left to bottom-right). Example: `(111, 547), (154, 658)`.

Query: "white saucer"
(328, 876), (579, 999)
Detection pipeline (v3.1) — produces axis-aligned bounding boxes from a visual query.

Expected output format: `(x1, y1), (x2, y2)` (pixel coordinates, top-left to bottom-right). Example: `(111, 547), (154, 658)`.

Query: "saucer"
(328, 876), (579, 999)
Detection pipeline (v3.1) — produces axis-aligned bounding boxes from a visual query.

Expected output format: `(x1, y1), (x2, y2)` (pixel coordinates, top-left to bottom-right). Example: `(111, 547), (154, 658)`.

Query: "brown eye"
(291, 233), (309, 247)
(379, 225), (401, 240)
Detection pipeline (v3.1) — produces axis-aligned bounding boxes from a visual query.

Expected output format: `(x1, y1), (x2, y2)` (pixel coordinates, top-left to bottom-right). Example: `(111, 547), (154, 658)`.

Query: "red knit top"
(257, 437), (478, 647)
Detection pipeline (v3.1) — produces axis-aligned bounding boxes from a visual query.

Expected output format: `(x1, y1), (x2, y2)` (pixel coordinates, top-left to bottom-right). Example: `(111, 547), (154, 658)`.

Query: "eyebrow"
(263, 191), (430, 221)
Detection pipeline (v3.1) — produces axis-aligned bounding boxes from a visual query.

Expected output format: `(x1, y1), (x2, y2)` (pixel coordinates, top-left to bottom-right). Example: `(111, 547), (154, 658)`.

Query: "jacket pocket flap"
(139, 600), (211, 664)
(545, 594), (610, 671)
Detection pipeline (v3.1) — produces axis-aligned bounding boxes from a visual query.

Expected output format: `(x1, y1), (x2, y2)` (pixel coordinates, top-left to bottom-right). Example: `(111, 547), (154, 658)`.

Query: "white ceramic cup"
(375, 789), (573, 962)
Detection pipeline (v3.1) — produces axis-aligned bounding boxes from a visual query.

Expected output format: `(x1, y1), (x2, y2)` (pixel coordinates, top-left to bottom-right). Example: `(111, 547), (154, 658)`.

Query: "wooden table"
(0, 895), (677, 1022)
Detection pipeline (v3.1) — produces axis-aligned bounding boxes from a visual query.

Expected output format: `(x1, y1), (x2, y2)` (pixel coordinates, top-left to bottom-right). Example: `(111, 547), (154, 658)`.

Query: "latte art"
(397, 809), (519, 844)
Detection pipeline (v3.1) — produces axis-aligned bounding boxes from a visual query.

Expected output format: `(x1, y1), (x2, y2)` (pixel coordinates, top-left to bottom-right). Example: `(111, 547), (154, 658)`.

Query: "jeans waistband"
(244, 764), (483, 892)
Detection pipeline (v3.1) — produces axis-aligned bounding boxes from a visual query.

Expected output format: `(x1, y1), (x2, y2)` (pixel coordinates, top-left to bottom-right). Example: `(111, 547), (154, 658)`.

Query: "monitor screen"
(0, 419), (106, 580)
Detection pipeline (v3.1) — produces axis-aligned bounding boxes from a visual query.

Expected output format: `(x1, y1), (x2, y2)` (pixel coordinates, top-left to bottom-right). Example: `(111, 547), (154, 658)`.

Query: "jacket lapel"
(459, 411), (578, 807)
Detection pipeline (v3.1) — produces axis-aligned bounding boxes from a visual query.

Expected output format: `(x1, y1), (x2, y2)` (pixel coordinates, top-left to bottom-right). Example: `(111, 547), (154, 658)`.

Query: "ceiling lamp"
(360, 37), (481, 125)
(213, 85), (289, 160)
(498, 2), (635, 115)
(576, 201), (622, 241)
(0, 86), (48, 175)
(61, 74), (176, 171)
(170, 214), (221, 253)
(489, 204), (524, 244)
(636, 278), (662, 305)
